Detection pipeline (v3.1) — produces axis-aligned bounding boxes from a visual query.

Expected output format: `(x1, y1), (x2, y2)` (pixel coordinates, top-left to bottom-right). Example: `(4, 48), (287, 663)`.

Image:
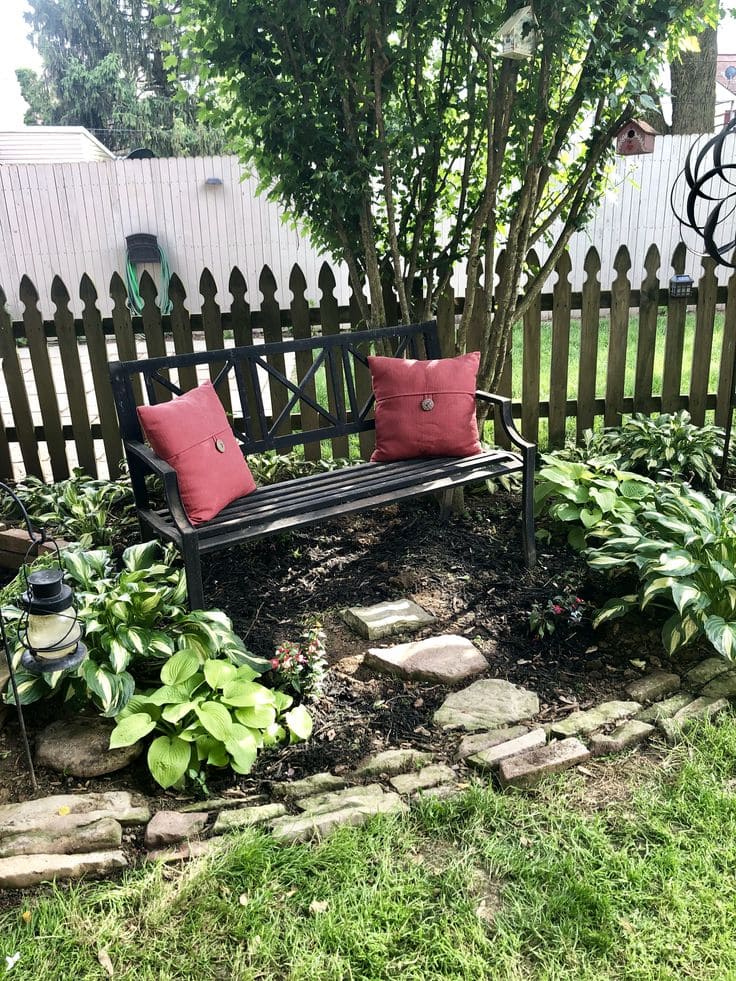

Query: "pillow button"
(214, 437), (226, 453)
(420, 398), (435, 411)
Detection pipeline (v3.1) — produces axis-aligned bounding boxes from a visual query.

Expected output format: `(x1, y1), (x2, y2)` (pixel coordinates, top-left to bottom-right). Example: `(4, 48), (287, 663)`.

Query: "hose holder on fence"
(125, 233), (173, 315)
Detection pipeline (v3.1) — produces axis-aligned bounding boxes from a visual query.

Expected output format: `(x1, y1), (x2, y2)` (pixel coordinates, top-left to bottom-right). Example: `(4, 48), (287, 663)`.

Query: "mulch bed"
(0, 488), (685, 809)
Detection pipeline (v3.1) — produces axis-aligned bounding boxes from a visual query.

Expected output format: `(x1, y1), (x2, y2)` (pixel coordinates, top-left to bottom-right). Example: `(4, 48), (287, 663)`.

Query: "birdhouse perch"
(616, 120), (657, 156)
(498, 6), (538, 60)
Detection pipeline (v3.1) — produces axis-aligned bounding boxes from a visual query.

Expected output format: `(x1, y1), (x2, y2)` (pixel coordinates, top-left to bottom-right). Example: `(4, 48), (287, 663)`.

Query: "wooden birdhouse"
(616, 120), (657, 156)
(498, 6), (538, 60)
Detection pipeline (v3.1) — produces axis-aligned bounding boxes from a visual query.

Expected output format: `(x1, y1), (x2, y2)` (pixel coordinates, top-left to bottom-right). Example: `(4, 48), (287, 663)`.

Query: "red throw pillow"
(367, 352), (482, 462)
(137, 380), (256, 524)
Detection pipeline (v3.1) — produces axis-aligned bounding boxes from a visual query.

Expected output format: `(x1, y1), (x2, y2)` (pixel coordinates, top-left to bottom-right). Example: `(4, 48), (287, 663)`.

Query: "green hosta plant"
(588, 485), (736, 659)
(535, 456), (656, 550)
(110, 648), (313, 788)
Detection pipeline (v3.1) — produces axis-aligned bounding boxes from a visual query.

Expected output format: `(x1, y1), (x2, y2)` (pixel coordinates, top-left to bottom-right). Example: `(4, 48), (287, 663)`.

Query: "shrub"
(534, 456), (656, 550)
(109, 648), (313, 789)
(588, 484), (736, 658)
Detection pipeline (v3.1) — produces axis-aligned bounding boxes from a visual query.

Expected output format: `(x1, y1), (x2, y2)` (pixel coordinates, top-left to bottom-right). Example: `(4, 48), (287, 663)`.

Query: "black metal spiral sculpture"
(671, 116), (736, 266)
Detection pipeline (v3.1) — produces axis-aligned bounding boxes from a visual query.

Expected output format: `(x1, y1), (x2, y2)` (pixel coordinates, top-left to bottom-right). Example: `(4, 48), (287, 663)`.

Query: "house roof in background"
(717, 53), (736, 95)
(0, 126), (116, 163)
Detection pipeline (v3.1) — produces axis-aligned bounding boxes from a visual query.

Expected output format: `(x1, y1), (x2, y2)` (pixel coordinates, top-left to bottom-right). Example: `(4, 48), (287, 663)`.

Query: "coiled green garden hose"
(125, 244), (173, 315)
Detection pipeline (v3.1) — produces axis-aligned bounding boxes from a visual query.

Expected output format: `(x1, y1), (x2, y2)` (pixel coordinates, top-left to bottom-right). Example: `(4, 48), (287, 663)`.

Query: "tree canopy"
(181, 0), (718, 392)
(18, 0), (227, 157)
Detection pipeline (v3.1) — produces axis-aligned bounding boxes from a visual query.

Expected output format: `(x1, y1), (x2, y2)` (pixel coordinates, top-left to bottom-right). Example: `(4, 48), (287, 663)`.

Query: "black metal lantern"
(19, 568), (86, 674)
(669, 274), (694, 299)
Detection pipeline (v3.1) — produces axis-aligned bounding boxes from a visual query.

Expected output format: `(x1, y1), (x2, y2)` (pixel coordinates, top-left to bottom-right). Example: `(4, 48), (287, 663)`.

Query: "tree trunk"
(670, 24), (718, 134)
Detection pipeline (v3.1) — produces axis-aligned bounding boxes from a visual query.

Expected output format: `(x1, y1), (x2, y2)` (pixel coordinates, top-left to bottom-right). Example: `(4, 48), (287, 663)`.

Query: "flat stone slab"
(636, 691), (694, 723)
(352, 748), (432, 778)
(365, 634), (486, 684)
(701, 672), (736, 698)
(146, 839), (223, 864)
(589, 720), (654, 756)
(342, 599), (436, 640)
(684, 657), (731, 688)
(457, 726), (530, 760)
(467, 729), (546, 771)
(144, 810), (209, 849)
(272, 773), (348, 799)
(434, 679), (540, 732)
(499, 738), (591, 789)
(297, 785), (386, 816)
(179, 794), (269, 813)
(625, 671), (680, 704)
(658, 696), (730, 744)
(389, 764), (457, 795)
(549, 701), (641, 739)
(35, 718), (143, 777)
(213, 803), (287, 833)
(0, 849), (127, 889)
(270, 793), (407, 843)
(0, 793), (150, 845)
(0, 815), (121, 859)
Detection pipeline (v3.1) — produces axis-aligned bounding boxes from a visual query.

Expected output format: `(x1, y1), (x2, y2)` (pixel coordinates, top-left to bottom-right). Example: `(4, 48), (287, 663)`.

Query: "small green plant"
(529, 589), (585, 639)
(535, 455), (656, 550)
(588, 484), (736, 658)
(0, 469), (136, 547)
(109, 648), (313, 788)
(248, 451), (351, 485)
(269, 623), (328, 698)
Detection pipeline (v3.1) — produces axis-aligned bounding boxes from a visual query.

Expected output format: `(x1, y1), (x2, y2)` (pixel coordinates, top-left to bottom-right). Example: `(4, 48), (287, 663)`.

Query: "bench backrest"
(109, 321), (442, 456)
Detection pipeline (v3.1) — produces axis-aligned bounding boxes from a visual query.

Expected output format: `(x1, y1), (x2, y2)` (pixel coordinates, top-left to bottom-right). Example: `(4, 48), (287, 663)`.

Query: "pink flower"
(552, 604), (563, 615)
(270, 657), (280, 669)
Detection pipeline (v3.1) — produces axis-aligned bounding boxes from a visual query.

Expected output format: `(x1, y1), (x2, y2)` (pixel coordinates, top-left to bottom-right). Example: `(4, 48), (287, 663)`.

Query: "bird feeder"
(616, 120), (657, 156)
(498, 6), (538, 60)
(669, 274), (694, 299)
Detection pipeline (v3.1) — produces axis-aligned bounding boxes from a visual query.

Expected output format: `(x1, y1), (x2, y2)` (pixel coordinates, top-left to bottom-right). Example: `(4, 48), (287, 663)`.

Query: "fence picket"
(661, 243), (688, 412)
(20, 275), (68, 481)
(200, 268), (232, 416)
(259, 265), (289, 437)
(229, 266), (261, 442)
(290, 263), (320, 461)
(168, 274), (197, 393)
(548, 251), (572, 446)
(436, 282), (455, 358)
(577, 247), (601, 437)
(109, 272), (142, 407)
(690, 257), (718, 425)
(0, 285), (41, 477)
(351, 285), (375, 460)
(605, 246), (632, 427)
(716, 263), (736, 427)
(319, 262), (349, 460)
(52, 275), (96, 476)
(633, 244), (661, 413)
(79, 274), (123, 476)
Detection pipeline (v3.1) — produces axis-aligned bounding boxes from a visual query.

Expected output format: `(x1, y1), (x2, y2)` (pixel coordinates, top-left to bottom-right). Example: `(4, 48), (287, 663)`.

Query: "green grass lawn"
(4, 717), (736, 979)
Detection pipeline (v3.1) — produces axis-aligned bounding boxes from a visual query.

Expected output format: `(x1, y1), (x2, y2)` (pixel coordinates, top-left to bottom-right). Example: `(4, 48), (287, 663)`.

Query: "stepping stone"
(144, 810), (209, 849)
(213, 803), (287, 833)
(272, 773), (347, 800)
(467, 728), (546, 771)
(35, 717), (143, 777)
(352, 749), (433, 778)
(297, 784), (387, 815)
(589, 720), (654, 756)
(701, 672), (736, 698)
(365, 634), (486, 684)
(457, 726), (530, 760)
(0, 793), (150, 843)
(342, 599), (436, 640)
(0, 849), (127, 889)
(684, 657), (731, 688)
(0, 815), (122, 859)
(636, 691), (694, 723)
(658, 696), (730, 744)
(389, 764), (457, 795)
(549, 701), (641, 739)
(625, 671), (680, 704)
(498, 738), (591, 789)
(434, 679), (540, 732)
(270, 794), (407, 843)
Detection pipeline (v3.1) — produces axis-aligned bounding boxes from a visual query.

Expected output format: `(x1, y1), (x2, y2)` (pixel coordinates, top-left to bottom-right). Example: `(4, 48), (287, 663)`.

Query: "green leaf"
(109, 638), (131, 673)
(194, 700), (233, 742)
(641, 576), (675, 608)
(109, 712), (156, 749)
(661, 613), (700, 655)
(592, 596), (637, 627)
(161, 648), (202, 686)
(671, 582), (702, 615)
(235, 704), (277, 728)
(203, 659), (237, 690)
(653, 551), (699, 576)
(161, 700), (198, 724)
(284, 704), (313, 741)
(147, 735), (192, 789)
(222, 679), (274, 707)
(704, 615), (736, 658)
(579, 507), (602, 529)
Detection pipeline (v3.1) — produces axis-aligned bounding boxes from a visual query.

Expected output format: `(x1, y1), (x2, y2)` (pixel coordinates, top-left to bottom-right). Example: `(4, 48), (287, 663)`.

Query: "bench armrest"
(125, 440), (193, 531)
(475, 392), (535, 453)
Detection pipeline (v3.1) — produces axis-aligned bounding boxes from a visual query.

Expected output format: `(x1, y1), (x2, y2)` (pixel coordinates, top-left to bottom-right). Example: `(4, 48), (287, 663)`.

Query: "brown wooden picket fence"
(0, 241), (734, 484)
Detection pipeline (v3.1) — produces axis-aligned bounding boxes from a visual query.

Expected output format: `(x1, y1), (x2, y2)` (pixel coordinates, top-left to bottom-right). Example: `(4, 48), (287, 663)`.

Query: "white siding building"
(0, 127), (116, 164)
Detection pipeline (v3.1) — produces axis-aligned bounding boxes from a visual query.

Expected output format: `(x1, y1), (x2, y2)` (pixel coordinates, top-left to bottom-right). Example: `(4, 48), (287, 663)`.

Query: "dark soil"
(0, 488), (689, 810)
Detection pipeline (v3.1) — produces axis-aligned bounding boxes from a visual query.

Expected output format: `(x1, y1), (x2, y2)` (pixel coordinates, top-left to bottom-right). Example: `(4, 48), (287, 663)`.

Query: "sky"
(1, 1), (736, 129)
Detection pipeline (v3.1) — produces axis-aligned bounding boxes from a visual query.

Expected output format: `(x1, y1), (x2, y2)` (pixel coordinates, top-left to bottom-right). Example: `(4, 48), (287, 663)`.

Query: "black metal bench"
(109, 321), (536, 609)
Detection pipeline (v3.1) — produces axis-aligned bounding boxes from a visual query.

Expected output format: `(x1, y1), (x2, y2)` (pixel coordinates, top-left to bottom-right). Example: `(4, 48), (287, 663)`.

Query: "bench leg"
(522, 445), (537, 567)
(438, 487), (464, 518)
(181, 535), (205, 610)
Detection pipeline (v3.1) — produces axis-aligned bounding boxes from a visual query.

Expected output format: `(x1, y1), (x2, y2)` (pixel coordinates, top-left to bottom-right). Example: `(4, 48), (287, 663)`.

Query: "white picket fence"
(0, 134), (730, 320)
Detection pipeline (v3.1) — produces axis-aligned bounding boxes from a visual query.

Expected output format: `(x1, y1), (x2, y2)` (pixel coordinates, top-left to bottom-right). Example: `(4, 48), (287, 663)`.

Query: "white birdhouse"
(498, 6), (538, 60)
